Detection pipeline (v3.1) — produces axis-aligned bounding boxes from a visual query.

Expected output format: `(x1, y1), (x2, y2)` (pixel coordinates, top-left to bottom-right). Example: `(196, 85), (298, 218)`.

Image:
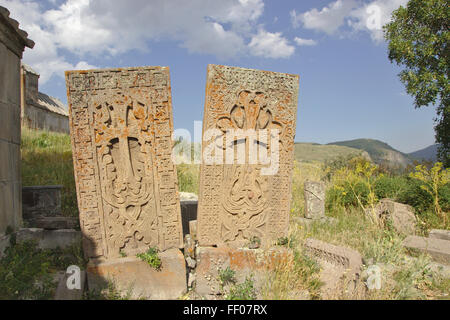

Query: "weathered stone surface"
(304, 180), (325, 219)
(197, 65), (299, 247)
(304, 238), (362, 275)
(181, 200), (197, 238)
(189, 220), (197, 241)
(21, 64), (70, 134)
(195, 246), (293, 298)
(86, 248), (186, 299)
(16, 228), (81, 249)
(0, 6), (33, 235)
(25, 216), (79, 230)
(65, 67), (183, 259)
(303, 238), (363, 299)
(429, 229), (450, 242)
(403, 235), (450, 265)
(0, 233), (10, 258)
(371, 199), (416, 235)
(54, 270), (86, 300)
(22, 185), (62, 218)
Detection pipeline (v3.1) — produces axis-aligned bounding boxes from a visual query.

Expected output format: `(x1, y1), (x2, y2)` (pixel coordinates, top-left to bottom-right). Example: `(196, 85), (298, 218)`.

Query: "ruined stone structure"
(0, 6), (34, 235)
(21, 64), (69, 133)
(65, 66), (183, 260)
(197, 64), (299, 247)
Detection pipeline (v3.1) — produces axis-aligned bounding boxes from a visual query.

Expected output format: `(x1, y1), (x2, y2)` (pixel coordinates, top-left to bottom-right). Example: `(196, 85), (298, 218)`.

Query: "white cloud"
(291, 0), (408, 43)
(294, 37), (317, 46)
(348, 0), (409, 42)
(0, 0), (295, 84)
(294, 0), (357, 34)
(249, 28), (295, 58)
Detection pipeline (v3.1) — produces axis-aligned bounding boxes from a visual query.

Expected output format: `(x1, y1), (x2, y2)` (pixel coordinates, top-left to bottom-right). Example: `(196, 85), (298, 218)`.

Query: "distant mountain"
(294, 142), (371, 163)
(408, 144), (439, 162)
(327, 138), (412, 168)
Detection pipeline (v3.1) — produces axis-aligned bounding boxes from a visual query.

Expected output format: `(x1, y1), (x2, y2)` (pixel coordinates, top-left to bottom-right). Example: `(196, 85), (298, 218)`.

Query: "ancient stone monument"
(66, 66), (185, 298)
(0, 6), (34, 239)
(197, 64), (299, 247)
(304, 180), (326, 219)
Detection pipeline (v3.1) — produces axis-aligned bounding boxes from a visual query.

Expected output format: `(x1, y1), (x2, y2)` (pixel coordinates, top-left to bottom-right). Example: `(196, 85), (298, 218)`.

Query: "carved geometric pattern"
(66, 67), (183, 259)
(197, 64), (299, 247)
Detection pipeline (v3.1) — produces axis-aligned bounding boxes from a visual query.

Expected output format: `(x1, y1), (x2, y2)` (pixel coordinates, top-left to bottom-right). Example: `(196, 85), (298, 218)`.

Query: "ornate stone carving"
(197, 65), (299, 246)
(66, 67), (182, 260)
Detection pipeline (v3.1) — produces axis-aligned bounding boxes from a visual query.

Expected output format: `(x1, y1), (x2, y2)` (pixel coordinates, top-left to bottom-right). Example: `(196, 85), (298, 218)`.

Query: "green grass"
(21, 127), (77, 217)
(0, 238), (85, 300)
(136, 247), (162, 270)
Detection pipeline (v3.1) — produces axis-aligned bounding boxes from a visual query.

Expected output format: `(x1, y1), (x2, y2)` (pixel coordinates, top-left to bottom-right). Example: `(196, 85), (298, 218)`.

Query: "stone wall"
(0, 6), (34, 234)
(21, 64), (69, 133)
(22, 102), (69, 133)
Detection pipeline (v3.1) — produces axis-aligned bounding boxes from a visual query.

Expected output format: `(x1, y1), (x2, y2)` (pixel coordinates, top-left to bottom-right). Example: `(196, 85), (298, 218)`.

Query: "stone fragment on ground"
(429, 229), (450, 242)
(303, 238), (363, 299)
(402, 235), (450, 265)
(369, 199), (416, 235)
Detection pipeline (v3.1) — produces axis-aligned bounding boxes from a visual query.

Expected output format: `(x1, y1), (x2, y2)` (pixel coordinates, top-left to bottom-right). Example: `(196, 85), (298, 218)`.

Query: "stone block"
(403, 235), (450, 265)
(303, 238), (363, 299)
(0, 141), (10, 182)
(0, 46), (20, 105)
(0, 101), (12, 142)
(304, 180), (326, 219)
(16, 228), (81, 249)
(370, 199), (417, 235)
(0, 182), (15, 234)
(189, 220), (197, 241)
(195, 246), (293, 299)
(304, 238), (362, 275)
(22, 185), (62, 219)
(429, 229), (450, 242)
(86, 248), (186, 299)
(54, 270), (86, 300)
(25, 216), (79, 230)
(0, 233), (10, 258)
(181, 200), (197, 238)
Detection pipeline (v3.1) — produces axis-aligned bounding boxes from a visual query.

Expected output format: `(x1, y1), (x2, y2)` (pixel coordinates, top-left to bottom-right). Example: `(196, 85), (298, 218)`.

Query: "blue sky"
(2, 0), (437, 153)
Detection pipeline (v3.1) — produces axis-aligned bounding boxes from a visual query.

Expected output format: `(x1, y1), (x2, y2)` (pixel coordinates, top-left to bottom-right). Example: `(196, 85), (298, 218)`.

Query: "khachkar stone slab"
(304, 180), (325, 219)
(65, 67), (183, 260)
(197, 65), (299, 247)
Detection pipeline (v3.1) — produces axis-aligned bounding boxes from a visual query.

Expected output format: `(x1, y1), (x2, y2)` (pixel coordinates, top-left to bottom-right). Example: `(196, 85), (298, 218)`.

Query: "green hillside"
(327, 138), (412, 167)
(294, 142), (370, 163)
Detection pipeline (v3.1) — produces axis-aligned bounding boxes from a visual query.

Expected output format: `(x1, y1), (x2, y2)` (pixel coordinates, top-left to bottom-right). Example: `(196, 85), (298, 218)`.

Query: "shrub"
(373, 175), (409, 200)
(136, 247), (162, 270)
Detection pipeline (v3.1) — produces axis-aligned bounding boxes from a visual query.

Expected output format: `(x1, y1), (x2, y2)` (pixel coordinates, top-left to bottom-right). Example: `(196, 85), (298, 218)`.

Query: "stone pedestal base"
(195, 246), (293, 299)
(86, 248), (187, 300)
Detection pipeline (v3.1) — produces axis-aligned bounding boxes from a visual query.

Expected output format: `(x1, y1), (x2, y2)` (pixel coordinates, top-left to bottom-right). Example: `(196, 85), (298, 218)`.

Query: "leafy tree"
(384, 0), (449, 166)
